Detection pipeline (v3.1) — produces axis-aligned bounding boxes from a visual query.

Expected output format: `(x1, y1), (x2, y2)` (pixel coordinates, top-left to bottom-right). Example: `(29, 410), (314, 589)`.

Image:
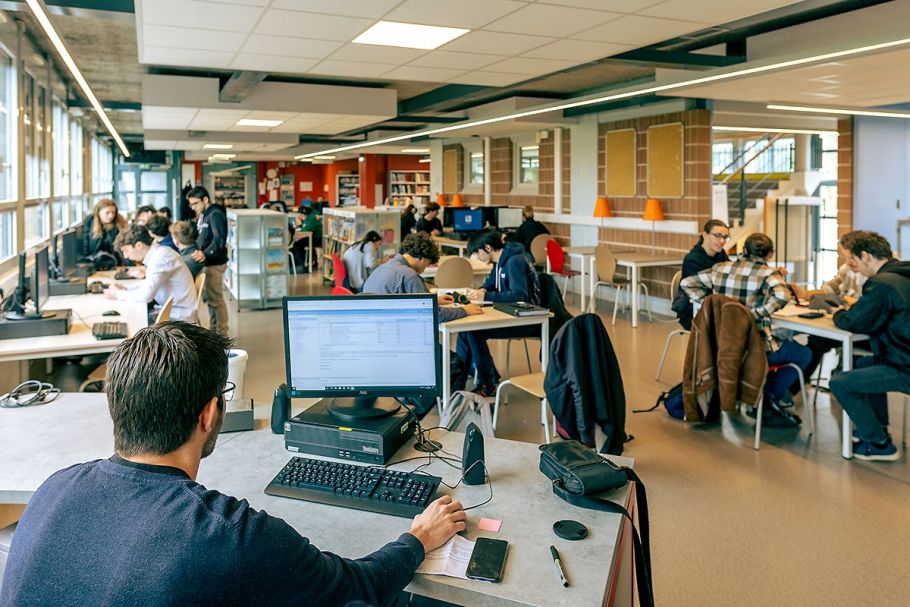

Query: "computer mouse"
(102, 310), (121, 317)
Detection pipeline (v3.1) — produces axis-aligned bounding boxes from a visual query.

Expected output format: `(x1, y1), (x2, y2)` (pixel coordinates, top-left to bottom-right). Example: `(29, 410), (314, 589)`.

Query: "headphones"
(0, 381), (61, 408)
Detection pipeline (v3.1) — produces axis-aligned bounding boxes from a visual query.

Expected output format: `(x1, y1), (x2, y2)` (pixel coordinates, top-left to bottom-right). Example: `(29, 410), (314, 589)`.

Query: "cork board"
(443, 148), (458, 193)
(647, 123), (684, 198)
(605, 129), (636, 197)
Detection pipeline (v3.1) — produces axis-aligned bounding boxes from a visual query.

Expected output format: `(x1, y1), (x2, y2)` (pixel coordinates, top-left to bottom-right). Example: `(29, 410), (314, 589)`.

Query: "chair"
(754, 363), (811, 449)
(588, 244), (651, 326)
(331, 286), (354, 295)
(655, 271), (689, 382)
(154, 297), (174, 324)
(529, 234), (552, 268)
(493, 372), (555, 443)
(545, 239), (580, 298)
(434, 257), (473, 288)
(287, 248), (296, 274)
(331, 253), (346, 288)
(194, 272), (206, 325)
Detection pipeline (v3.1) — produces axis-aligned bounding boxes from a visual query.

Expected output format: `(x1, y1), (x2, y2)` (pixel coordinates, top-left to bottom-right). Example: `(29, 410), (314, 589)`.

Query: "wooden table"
(590, 253), (682, 328)
(433, 236), (470, 257)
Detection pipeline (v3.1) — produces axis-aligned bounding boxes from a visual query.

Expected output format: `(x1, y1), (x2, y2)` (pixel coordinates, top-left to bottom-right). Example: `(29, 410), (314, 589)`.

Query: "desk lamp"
(593, 196), (612, 230)
(436, 193), (446, 207)
(451, 193), (465, 208)
(643, 198), (665, 254)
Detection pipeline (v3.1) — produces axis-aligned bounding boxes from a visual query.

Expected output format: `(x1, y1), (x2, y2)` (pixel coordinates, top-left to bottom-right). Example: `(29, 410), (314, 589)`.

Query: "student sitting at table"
(681, 233), (811, 427)
(0, 322), (466, 606)
(133, 205), (157, 226)
(362, 232), (481, 323)
(343, 231), (387, 293)
(292, 202), (322, 271)
(829, 231), (910, 461)
(415, 202), (443, 236)
(506, 205), (550, 254)
(454, 229), (541, 398)
(672, 219), (730, 330)
(168, 220), (204, 279)
(104, 225), (197, 324)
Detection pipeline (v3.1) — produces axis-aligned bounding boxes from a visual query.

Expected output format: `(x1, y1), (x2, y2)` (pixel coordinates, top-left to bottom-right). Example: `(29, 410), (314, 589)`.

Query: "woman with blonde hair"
(84, 198), (127, 259)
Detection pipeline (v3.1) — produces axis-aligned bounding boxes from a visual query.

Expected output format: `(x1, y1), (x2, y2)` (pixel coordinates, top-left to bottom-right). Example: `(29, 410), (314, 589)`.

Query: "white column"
(553, 128), (562, 214)
(569, 115), (599, 247)
(483, 137), (492, 206)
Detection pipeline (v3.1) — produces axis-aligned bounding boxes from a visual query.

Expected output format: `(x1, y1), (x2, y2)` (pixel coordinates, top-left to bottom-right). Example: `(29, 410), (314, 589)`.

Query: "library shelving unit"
(322, 206), (401, 283)
(214, 174), (247, 207)
(388, 170), (430, 206)
(336, 173), (360, 206)
(280, 174), (295, 207)
(225, 208), (288, 310)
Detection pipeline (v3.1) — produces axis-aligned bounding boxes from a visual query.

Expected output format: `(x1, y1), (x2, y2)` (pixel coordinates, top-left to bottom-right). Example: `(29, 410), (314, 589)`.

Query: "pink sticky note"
(477, 518), (502, 532)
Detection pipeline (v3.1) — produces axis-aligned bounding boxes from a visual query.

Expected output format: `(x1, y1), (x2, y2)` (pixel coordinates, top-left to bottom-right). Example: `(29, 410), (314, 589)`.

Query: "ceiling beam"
(219, 71), (267, 103)
(398, 85), (491, 115)
(611, 48), (746, 69)
(67, 98), (141, 111)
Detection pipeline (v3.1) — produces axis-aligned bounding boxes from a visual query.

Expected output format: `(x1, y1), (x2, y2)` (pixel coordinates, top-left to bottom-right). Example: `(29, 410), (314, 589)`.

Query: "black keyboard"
(265, 456), (441, 518)
(92, 321), (128, 340)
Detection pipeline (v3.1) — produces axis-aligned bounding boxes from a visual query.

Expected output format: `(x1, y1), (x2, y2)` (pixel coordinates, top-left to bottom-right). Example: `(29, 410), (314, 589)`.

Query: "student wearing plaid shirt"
(681, 233), (811, 424)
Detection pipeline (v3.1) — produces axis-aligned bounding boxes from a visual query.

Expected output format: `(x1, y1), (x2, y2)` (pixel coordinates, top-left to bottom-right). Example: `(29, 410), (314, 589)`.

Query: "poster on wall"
(647, 123), (684, 198)
(299, 181), (313, 192)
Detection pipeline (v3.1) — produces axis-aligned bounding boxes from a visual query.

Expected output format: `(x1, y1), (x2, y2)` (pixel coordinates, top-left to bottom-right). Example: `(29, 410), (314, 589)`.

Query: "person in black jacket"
(829, 231), (910, 461)
(187, 186), (230, 337)
(415, 202), (443, 235)
(84, 198), (127, 261)
(455, 230), (541, 397)
(672, 219), (730, 330)
(400, 204), (417, 237)
(507, 206), (549, 254)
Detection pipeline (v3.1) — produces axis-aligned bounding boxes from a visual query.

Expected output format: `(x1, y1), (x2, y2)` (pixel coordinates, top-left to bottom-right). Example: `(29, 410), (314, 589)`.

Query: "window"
(0, 47), (15, 202)
(53, 100), (69, 197)
(24, 72), (36, 198)
(519, 145), (539, 184)
(24, 202), (48, 247)
(743, 137), (794, 174)
(36, 84), (48, 197)
(0, 208), (13, 260)
(70, 120), (84, 216)
(469, 152), (483, 185)
(712, 142), (734, 174)
(118, 168), (136, 211)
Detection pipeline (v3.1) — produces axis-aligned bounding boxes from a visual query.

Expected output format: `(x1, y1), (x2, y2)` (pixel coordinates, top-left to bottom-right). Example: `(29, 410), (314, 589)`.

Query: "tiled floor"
(49, 270), (910, 605)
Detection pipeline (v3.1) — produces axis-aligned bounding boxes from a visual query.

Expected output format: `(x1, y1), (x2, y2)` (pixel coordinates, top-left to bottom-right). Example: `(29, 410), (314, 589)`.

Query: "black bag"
(539, 441), (654, 607)
(634, 383), (684, 420)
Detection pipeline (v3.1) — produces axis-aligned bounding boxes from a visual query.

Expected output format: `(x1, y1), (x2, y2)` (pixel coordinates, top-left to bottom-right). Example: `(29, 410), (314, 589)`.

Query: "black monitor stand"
(328, 397), (401, 422)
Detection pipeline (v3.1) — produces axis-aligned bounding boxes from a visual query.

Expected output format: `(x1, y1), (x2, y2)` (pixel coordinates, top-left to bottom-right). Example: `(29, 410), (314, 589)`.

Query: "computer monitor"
(497, 207), (523, 230)
(60, 230), (79, 276)
(482, 206), (501, 229)
(32, 246), (50, 315)
(453, 208), (483, 232)
(283, 294), (441, 421)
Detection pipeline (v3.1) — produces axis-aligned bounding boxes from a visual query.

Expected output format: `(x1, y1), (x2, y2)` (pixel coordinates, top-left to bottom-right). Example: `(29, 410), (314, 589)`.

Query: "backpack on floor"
(634, 383), (685, 420)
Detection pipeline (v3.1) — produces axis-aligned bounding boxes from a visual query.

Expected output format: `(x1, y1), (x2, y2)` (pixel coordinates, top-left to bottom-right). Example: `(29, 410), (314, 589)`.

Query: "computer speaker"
(462, 422), (486, 485)
(270, 384), (290, 434)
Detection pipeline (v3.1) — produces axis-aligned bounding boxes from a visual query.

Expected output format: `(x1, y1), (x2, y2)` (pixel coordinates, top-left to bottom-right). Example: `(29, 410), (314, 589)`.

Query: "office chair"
(434, 257), (473, 288)
(589, 244), (651, 325)
(331, 253), (346, 289)
(529, 234), (551, 268)
(656, 271), (689, 382)
(545, 239), (580, 298)
(331, 286), (354, 295)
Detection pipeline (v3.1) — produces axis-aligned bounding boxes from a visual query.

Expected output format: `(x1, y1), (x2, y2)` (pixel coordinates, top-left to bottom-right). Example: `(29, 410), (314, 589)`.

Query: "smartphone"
(466, 538), (509, 582)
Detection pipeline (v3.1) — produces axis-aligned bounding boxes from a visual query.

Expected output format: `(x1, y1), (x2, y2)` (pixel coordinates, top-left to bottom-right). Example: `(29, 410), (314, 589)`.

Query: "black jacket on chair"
(538, 272), (573, 343)
(544, 314), (627, 455)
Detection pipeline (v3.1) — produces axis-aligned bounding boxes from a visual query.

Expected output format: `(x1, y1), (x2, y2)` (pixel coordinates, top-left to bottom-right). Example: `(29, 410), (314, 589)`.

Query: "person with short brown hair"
(168, 220), (203, 279)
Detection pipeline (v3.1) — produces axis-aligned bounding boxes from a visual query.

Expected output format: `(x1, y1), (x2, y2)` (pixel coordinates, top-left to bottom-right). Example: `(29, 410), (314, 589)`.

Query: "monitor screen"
(497, 207), (523, 229)
(60, 230), (79, 275)
(453, 208), (483, 232)
(283, 294), (441, 399)
(32, 246), (49, 312)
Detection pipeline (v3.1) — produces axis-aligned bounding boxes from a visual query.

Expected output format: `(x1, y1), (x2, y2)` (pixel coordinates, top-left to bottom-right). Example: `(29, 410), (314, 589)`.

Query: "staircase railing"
(714, 134), (784, 225)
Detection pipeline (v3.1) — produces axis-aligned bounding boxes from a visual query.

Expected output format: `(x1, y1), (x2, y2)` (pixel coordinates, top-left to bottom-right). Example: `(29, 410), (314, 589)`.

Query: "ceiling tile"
(142, 24), (247, 52)
(383, 0), (526, 29)
(638, 0), (797, 24)
(383, 65), (467, 82)
(440, 30), (555, 55)
(483, 56), (576, 76)
(483, 4), (620, 37)
(269, 0), (401, 18)
(408, 50), (505, 70)
(536, 0), (663, 10)
(447, 71), (528, 86)
(245, 111), (298, 121)
(140, 0), (264, 32)
(308, 59), (398, 78)
(572, 14), (700, 45)
(194, 109), (250, 121)
(241, 35), (342, 59)
(141, 46), (235, 69)
(327, 43), (428, 65)
(230, 54), (320, 74)
(254, 9), (373, 41)
(522, 39), (630, 62)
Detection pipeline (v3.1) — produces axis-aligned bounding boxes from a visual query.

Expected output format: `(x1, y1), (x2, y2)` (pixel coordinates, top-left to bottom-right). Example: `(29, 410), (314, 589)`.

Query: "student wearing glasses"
(672, 219), (731, 330)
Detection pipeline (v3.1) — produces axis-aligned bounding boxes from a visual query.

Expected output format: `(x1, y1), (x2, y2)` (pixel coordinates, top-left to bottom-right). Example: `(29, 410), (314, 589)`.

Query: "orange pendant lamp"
(451, 193), (465, 208)
(436, 193), (446, 207)
(642, 198), (665, 253)
(593, 196), (612, 226)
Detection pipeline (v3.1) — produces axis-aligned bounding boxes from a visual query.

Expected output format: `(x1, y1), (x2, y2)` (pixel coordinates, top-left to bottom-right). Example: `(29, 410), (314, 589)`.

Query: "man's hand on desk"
(462, 303), (483, 316)
(437, 293), (455, 306)
(409, 495), (466, 553)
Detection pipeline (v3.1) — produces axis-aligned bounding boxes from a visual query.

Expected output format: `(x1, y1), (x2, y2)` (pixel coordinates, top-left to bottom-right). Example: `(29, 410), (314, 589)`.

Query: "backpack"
(634, 383), (684, 420)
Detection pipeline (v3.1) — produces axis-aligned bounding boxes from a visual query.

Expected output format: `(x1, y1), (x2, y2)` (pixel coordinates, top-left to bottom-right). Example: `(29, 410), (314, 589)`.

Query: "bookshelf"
(225, 209), (288, 310)
(336, 174), (360, 206)
(322, 207), (400, 283)
(388, 170), (430, 206)
(214, 174), (247, 208)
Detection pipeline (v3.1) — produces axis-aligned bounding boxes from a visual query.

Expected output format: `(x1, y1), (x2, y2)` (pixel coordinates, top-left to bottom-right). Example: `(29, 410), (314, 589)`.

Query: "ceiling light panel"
(383, 0), (526, 29)
(236, 118), (284, 127)
(401, 148), (430, 153)
(353, 21), (469, 50)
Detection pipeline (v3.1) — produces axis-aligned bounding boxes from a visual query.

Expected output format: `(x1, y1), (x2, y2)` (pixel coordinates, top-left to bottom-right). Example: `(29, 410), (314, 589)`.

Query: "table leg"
(441, 329), (452, 416)
(574, 253), (586, 312)
(541, 318), (549, 372)
(589, 257), (596, 313)
(841, 337), (854, 459)
(630, 264), (640, 329)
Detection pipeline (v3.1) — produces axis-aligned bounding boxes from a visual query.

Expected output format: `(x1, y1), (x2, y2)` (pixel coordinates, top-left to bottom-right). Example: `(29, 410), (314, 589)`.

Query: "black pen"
(549, 545), (569, 588)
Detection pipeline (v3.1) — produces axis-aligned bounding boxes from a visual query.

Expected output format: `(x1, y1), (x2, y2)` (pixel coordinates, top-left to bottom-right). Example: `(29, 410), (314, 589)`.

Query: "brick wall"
(837, 117), (853, 251)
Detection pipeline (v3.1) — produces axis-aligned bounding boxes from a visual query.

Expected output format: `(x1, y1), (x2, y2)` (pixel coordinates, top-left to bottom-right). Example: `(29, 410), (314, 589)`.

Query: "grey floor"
(47, 271), (910, 606)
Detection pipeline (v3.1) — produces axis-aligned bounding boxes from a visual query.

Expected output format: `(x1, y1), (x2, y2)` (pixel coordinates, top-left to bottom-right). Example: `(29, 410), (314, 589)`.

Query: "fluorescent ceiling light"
(203, 143), (234, 150)
(401, 148), (430, 153)
(767, 104), (910, 119)
(353, 21), (468, 50)
(296, 36), (910, 161)
(521, 145), (539, 151)
(212, 153), (237, 159)
(713, 126), (837, 135)
(26, 0), (129, 157)
(418, 158), (431, 163)
(236, 118), (283, 127)
(313, 155), (335, 161)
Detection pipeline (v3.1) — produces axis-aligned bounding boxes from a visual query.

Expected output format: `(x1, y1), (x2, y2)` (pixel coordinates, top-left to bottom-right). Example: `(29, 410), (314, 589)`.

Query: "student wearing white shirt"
(104, 225), (197, 323)
(343, 230), (387, 292)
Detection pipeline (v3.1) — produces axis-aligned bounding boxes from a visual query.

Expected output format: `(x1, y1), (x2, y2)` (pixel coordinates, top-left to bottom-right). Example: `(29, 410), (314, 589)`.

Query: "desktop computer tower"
(0, 309), (71, 340)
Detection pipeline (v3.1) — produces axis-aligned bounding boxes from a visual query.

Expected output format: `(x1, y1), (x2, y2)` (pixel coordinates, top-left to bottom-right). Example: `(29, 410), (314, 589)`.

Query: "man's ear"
(199, 397), (219, 432)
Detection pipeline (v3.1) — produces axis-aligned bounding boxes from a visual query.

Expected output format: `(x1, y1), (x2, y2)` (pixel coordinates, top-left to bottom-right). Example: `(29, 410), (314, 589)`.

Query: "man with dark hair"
(145, 214), (178, 252)
(134, 205), (157, 226)
(362, 232), (481, 323)
(169, 220), (203, 279)
(829, 230), (910, 461)
(0, 322), (466, 606)
(415, 202), (443, 235)
(187, 186), (229, 336)
(507, 205), (549, 254)
(157, 206), (173, 222)
(455, 229), (541, 397)
(104, 225), (197, 323)
(681, 232), (811, 426)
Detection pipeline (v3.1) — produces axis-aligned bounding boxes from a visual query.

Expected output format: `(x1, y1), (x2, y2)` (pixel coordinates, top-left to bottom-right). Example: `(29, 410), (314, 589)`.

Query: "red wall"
(325, 159), (359, 207)
(388, 155), (427, 171)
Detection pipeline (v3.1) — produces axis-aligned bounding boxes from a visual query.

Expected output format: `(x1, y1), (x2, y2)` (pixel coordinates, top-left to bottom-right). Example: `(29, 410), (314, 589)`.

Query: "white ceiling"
(135, 0), (803, 87)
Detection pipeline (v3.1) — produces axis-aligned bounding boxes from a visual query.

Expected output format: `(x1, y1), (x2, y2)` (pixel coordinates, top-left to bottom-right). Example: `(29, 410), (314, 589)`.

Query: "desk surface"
(772, 308), (869, 341)
(422, 256), (491, 279)
(0, 393), (632, 607)
(439, 306), (550, 334)
(613, 252), (683, 266)
(0, 289), (148, 363)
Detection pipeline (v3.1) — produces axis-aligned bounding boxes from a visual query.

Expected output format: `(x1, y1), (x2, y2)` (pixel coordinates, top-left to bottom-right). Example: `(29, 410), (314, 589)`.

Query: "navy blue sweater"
(0, 456), (424, 607)
(481, 241), (540, 304)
